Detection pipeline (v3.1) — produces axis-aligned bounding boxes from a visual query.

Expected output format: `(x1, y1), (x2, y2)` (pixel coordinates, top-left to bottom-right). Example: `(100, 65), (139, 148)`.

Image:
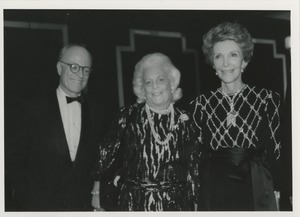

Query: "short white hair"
(132, 53), (182, 103)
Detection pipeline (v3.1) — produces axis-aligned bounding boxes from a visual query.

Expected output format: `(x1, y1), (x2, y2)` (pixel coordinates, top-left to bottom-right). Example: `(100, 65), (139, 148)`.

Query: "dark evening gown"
(190, 85), (281, 211)
(96, 103), (200, 211)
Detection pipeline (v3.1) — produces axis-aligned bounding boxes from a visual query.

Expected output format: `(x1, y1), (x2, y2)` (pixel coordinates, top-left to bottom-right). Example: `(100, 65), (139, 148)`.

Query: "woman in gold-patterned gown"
(190, 22), (282, 211)
(92, 53), (200, 211)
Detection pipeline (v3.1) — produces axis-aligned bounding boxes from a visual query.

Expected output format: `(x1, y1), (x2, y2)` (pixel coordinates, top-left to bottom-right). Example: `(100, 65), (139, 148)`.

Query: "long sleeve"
(186, 119), (201, 204)
(188, 86), (284, 210)
(189, 98), (203, 144)
(265, 91), (281, 159)
(265, 91), (282, 191)
(93, 105), (133, 181)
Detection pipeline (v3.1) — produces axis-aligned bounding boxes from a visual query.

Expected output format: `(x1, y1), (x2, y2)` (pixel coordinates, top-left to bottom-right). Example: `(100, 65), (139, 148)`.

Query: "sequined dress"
(190, 85), (281, 211)
(97, 103), (200, 211)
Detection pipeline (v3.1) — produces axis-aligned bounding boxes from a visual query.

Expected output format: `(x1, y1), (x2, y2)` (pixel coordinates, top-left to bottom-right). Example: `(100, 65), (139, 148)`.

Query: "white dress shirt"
(57, 86), (81, 162)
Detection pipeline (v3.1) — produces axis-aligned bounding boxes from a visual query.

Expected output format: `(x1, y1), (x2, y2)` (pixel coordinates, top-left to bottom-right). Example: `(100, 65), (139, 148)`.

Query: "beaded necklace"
(219, 84), (247, 127)
(145, 103), (175, 146)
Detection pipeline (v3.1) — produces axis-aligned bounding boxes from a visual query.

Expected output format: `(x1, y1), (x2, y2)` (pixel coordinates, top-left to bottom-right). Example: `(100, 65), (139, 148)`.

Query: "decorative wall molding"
(4, 20), (69, 45)
(252, 38), (287, 100)
(116, 29), (199, 107)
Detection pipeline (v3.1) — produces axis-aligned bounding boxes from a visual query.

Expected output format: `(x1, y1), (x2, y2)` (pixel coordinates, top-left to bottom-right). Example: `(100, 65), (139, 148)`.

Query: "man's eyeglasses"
(59, 61), (92, 76)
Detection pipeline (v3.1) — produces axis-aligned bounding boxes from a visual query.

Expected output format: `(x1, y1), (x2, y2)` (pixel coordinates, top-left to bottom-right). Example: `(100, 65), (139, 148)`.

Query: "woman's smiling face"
(142, 65), (173, 110)
(212, 40), (247, 85)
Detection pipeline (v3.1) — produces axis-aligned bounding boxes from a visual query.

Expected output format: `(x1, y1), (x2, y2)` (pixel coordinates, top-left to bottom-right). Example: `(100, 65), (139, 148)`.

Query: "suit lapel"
(48, 91), (73, 168)
(73, 99), (91, 167)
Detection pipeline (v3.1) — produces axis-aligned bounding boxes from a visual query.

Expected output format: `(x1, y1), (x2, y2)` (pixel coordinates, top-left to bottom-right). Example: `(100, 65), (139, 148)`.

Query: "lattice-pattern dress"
(96, 103), (200, 211)
(190, 85), (281, 211)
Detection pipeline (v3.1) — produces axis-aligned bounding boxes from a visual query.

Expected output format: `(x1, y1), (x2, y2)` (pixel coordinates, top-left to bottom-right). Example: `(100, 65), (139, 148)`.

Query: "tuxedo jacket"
(6, 90), (105, 211)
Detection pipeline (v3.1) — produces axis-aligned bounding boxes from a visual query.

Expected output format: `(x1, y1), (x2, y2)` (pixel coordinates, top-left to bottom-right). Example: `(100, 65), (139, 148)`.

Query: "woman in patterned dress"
(91, 53), (200, 211)
(190, 22), (282, 211)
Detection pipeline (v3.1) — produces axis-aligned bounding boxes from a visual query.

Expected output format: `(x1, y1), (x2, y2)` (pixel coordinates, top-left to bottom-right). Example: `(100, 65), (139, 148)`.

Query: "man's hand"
(91, 194), (105, 211)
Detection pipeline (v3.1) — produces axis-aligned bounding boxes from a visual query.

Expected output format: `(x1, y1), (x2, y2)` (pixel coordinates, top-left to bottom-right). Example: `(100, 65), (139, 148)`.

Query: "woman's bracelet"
(91, 190), (100, 196)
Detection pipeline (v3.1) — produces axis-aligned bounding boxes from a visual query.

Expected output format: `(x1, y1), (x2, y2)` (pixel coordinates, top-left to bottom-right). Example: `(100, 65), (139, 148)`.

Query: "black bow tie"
(66, 95), (84, 104)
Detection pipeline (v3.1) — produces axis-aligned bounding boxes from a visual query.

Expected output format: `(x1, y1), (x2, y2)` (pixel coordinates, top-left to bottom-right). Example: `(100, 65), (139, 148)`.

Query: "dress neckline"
(218, 84), (248, 98)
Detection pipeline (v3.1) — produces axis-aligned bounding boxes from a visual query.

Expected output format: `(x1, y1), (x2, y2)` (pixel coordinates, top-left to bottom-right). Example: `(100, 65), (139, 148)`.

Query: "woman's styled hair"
(132, 53), (182, 104)
(202, 22), (254, 66)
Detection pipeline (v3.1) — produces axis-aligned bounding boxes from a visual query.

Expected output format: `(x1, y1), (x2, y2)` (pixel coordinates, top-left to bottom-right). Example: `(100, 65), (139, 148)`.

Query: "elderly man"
(6, 44), (105, 211)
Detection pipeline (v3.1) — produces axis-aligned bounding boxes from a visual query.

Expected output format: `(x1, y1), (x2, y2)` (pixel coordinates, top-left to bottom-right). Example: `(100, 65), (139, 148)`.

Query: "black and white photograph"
(1, 0), (299, 216)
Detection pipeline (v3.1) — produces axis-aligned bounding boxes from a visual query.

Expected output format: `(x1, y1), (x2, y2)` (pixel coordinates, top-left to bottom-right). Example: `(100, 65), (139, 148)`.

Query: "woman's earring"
(241, 68), (244, 73)
(215, 72), (218, 75)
